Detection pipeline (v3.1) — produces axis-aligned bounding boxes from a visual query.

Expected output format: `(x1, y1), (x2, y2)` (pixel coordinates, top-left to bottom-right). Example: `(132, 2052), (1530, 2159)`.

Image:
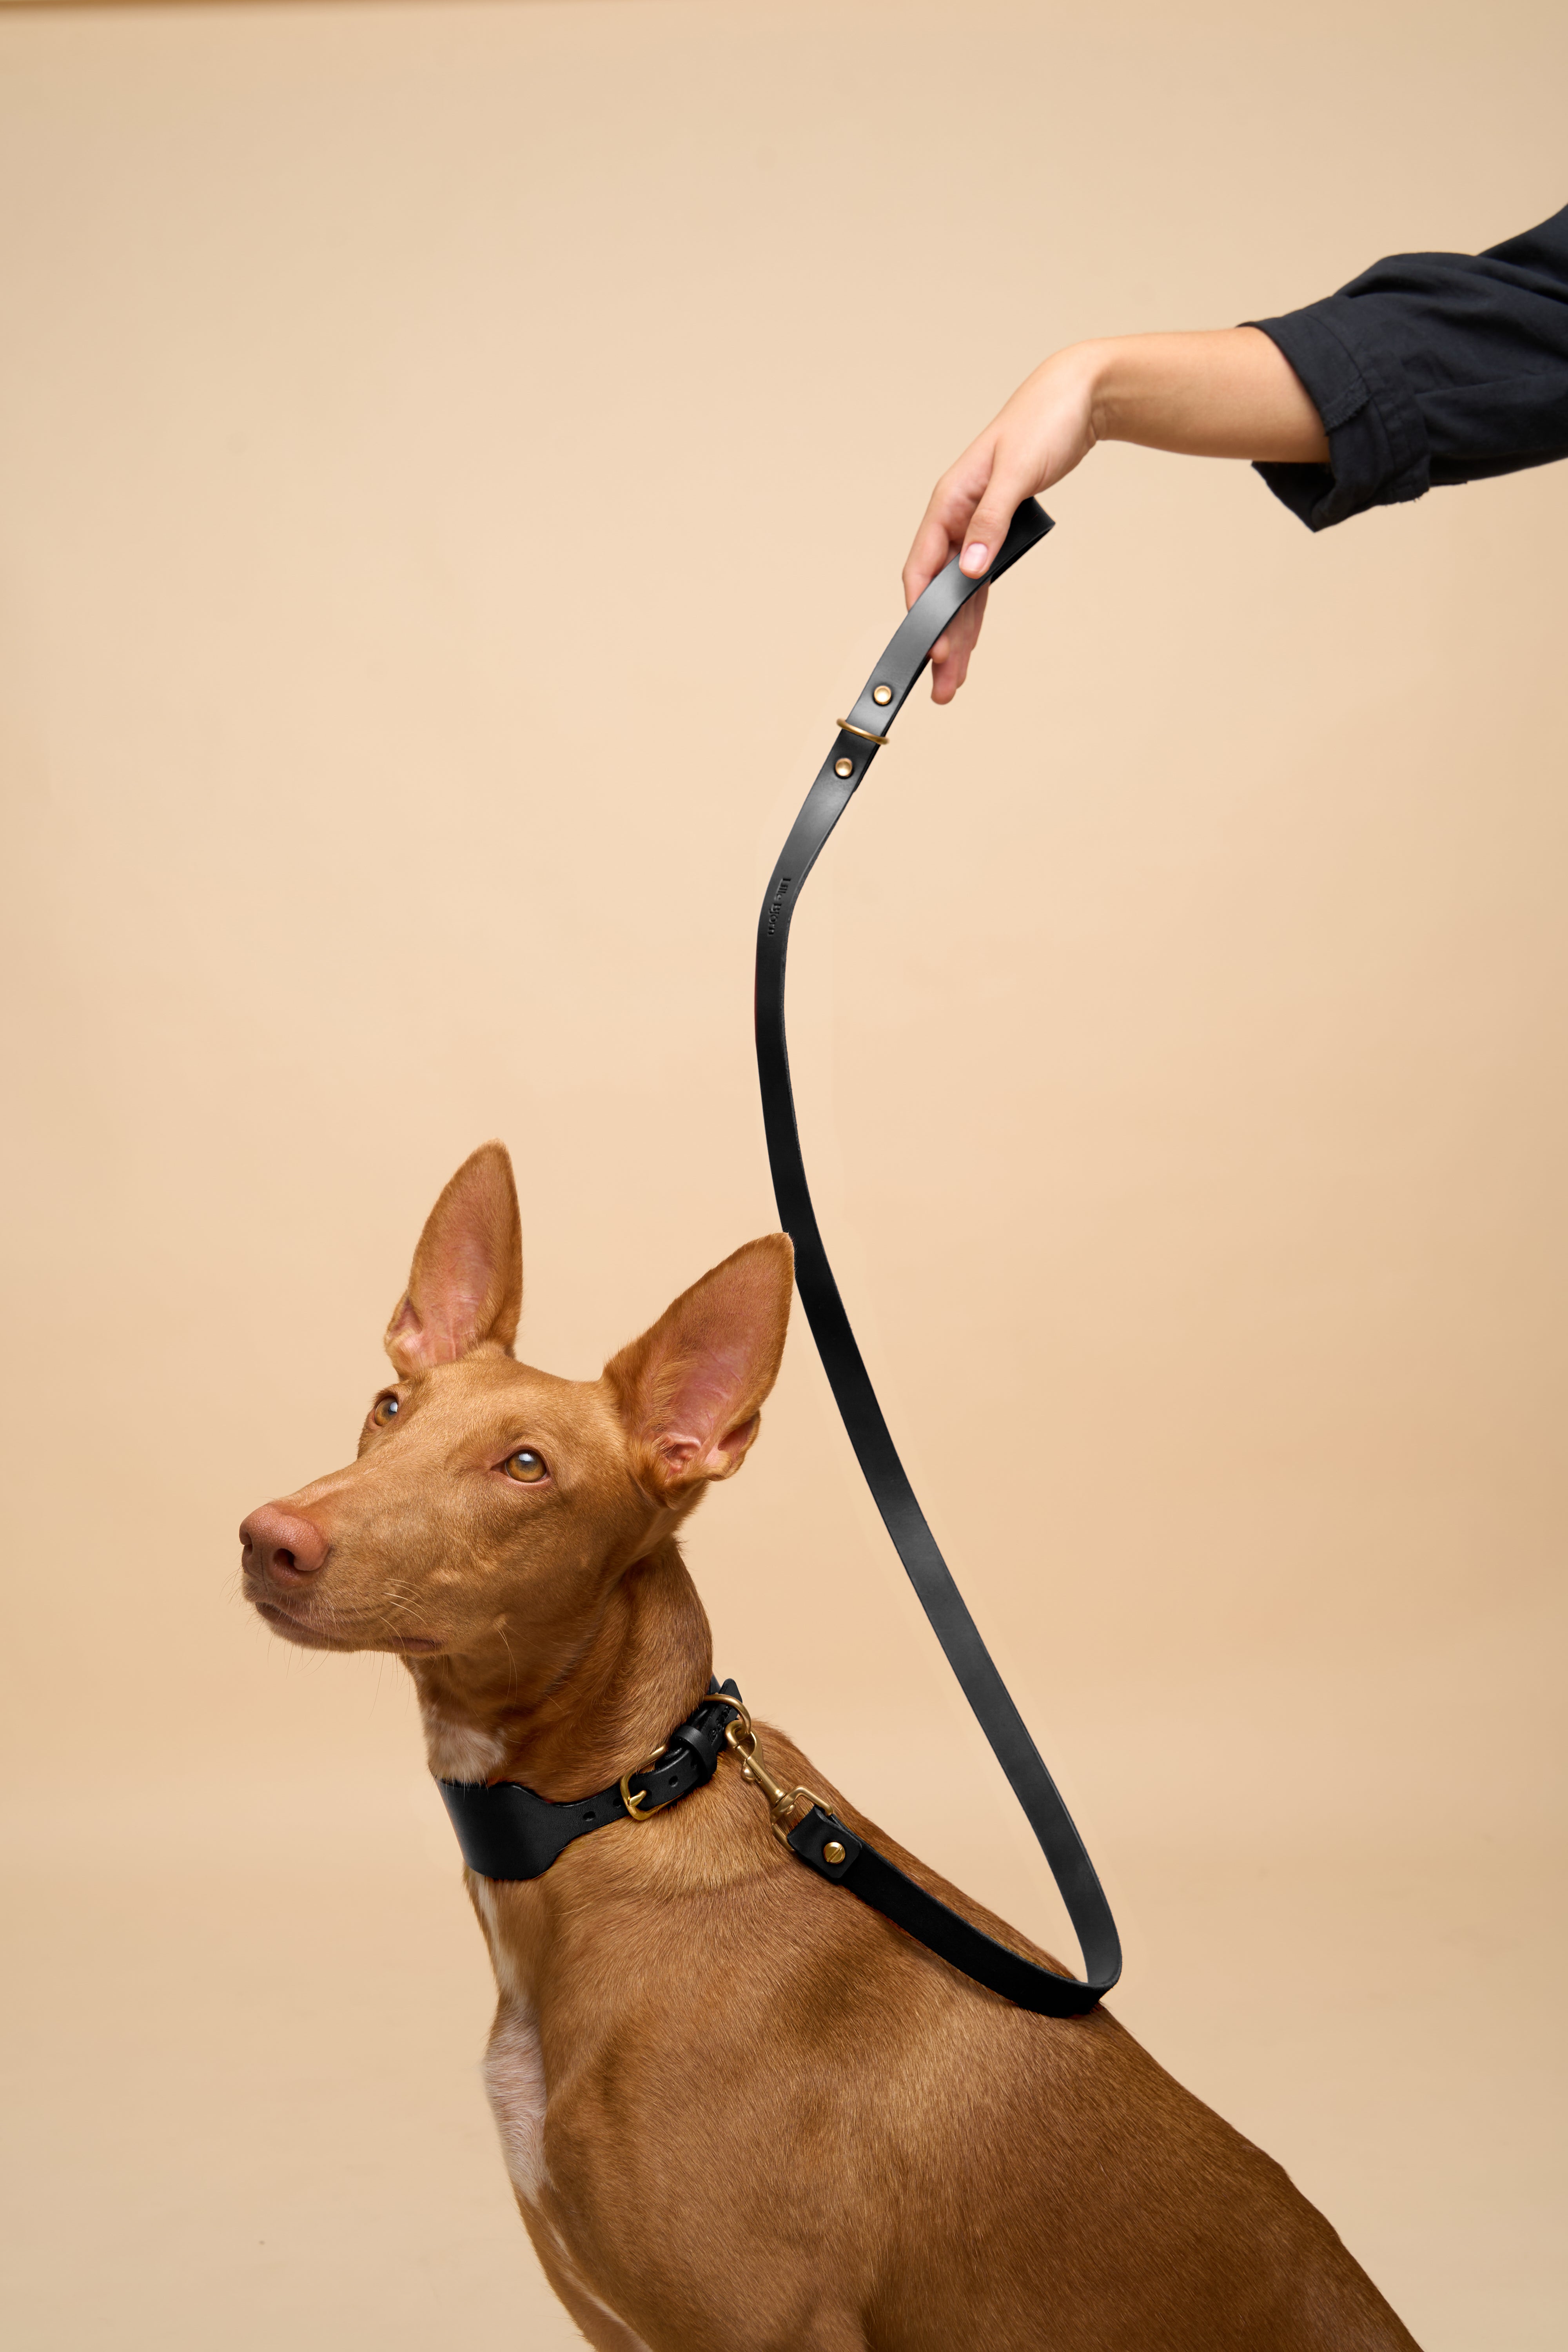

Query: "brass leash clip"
(719, 1697), (825, 1847)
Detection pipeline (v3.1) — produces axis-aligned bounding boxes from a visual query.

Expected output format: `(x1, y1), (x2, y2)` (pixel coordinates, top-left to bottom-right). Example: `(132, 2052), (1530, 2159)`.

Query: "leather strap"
(785, 1804), (1100, 2017)
(754, 501), (1122, 2016)
(439, 1681), (745, 1882)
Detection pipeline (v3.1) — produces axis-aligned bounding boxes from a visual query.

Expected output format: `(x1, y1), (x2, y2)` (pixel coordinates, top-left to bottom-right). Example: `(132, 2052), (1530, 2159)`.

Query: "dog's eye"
(504, 1448), (548, 1484)
(371, 1394), (401, 1428)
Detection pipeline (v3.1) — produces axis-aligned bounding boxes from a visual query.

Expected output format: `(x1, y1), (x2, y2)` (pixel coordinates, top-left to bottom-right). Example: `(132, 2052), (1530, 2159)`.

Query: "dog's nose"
(240, 1504), (329, 1584)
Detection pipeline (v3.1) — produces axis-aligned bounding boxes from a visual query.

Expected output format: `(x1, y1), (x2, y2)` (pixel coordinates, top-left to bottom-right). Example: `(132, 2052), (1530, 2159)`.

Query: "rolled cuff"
(1247, 304), (1432, 530)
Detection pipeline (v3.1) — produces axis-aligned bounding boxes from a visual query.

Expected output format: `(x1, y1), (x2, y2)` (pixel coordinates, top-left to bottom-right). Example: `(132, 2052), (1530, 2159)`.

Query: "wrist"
(1024, 340), (1115, 452)
(1079, 337), (1152, 446)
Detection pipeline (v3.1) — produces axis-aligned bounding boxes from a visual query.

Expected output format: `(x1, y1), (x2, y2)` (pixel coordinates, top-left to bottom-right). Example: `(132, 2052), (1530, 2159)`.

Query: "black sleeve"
(1247, 206), (1568, 531)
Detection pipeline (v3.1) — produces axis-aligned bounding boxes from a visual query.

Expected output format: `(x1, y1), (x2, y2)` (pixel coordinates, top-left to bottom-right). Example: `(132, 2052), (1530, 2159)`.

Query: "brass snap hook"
(722, 1711), (825, 1846)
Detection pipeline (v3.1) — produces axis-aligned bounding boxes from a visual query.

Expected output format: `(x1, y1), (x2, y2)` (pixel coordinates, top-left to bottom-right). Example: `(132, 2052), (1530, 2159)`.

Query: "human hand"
(903, 344), (1102, 704)
(903, 328), (1327, 701)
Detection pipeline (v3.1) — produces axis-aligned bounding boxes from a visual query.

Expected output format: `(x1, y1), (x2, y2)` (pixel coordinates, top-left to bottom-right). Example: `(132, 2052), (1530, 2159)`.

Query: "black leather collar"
(437, 1681), (745, 1882)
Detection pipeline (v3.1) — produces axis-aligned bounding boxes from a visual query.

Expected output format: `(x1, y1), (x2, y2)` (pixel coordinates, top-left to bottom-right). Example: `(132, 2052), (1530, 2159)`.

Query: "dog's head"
(239, 1142), (791, 1667)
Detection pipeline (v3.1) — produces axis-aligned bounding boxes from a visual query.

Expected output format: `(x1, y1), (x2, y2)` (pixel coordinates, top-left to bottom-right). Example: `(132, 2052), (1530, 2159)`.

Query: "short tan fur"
(240, 1142), (1420, 2352)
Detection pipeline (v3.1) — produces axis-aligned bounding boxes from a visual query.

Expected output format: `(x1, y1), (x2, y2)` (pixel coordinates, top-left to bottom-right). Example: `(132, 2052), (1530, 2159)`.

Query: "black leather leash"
(439, 501), (1118, 2020)
(752, 500), (1121, 2017)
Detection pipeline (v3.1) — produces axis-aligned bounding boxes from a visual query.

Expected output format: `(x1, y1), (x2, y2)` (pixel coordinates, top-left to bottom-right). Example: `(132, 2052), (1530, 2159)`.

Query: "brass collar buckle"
(617, 1690), (824, 1847)
(618, 1743), (670, 1823)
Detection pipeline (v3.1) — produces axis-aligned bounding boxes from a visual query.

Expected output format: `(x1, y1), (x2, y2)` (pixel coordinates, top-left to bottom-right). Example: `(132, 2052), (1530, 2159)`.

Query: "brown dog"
(240, 1142), (1420, 2351)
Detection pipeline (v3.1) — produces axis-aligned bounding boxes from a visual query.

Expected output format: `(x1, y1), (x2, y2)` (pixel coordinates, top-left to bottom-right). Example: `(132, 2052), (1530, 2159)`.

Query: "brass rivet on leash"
(823, 1840), (846, 1865)
(834, 756), (854, 779)
(872, 682), (892, 706)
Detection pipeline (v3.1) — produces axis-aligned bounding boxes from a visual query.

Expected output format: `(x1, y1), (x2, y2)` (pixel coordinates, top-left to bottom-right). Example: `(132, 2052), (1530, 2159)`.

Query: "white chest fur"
(483, 1997), (549, 2204)
(469, 1882), (652, 2349)
(469, 1878), (548, 2203)
(422, 1711), (508, 1784)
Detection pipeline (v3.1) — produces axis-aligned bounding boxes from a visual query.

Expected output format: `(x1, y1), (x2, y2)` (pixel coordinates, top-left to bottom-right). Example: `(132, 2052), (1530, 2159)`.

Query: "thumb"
(957, 467), (1033, 580)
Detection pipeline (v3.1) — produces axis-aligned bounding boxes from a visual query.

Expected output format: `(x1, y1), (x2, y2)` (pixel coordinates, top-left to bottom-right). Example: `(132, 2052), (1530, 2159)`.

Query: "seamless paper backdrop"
(1, 4), (1564, 2348)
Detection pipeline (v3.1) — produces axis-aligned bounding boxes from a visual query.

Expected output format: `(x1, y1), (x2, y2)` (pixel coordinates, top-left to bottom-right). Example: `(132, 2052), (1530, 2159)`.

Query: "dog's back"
(471, 1704), (1417, 2351)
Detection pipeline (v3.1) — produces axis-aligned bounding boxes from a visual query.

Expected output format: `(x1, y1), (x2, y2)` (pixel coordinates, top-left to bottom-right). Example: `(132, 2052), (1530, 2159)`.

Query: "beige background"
(2, 3), (1564, 2346)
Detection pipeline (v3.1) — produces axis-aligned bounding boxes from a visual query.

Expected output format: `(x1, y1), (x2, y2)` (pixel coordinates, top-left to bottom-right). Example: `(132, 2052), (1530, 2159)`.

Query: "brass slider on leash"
(836, 716), (891, 745)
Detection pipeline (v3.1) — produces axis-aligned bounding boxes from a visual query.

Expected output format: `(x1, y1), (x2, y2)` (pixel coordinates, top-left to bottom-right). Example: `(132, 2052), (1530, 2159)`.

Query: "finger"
(956, 463), (1038, 580)
(903, 510), (956, 612)
(904, 441), (996, 608)
(946, 586), (988, 693)
(929, 588), (987, 704)
(929, 599), (975, 687)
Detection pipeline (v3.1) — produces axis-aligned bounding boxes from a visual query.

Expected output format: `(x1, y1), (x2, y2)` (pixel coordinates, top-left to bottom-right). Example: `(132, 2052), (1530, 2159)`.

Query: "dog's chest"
(470, 1879), (548, 2201)
(477, 1963), (653, 2349)
(483, 1998), (549, 2203)
(468, 1880), (658, 2348)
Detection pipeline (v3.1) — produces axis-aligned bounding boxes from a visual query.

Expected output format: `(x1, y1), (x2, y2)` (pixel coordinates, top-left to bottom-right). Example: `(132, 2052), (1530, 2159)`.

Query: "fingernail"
(960, 542), (989, 575)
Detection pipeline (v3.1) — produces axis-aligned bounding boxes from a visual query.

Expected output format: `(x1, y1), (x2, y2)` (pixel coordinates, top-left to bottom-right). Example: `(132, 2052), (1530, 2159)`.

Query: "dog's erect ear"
(604, 1234), (794, 1502)
(384, 1142), (523, 1376)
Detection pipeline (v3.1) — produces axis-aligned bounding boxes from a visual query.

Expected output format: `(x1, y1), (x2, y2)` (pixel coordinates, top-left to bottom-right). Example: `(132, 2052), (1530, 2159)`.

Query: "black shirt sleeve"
(1247, 206), (1568, 530)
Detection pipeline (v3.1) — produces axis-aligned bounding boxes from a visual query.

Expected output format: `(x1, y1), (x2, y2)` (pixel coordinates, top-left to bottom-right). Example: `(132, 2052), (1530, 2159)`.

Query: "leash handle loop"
(754, 501), (1122, 2016)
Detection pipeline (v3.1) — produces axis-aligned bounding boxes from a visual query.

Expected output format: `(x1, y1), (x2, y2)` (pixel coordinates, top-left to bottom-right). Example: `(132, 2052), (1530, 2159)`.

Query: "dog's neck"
(405, 1535), (714, 1797)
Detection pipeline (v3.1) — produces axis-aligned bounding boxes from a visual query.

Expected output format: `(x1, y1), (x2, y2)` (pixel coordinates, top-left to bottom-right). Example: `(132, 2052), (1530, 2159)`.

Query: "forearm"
(1083, 327), (1328, 463)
